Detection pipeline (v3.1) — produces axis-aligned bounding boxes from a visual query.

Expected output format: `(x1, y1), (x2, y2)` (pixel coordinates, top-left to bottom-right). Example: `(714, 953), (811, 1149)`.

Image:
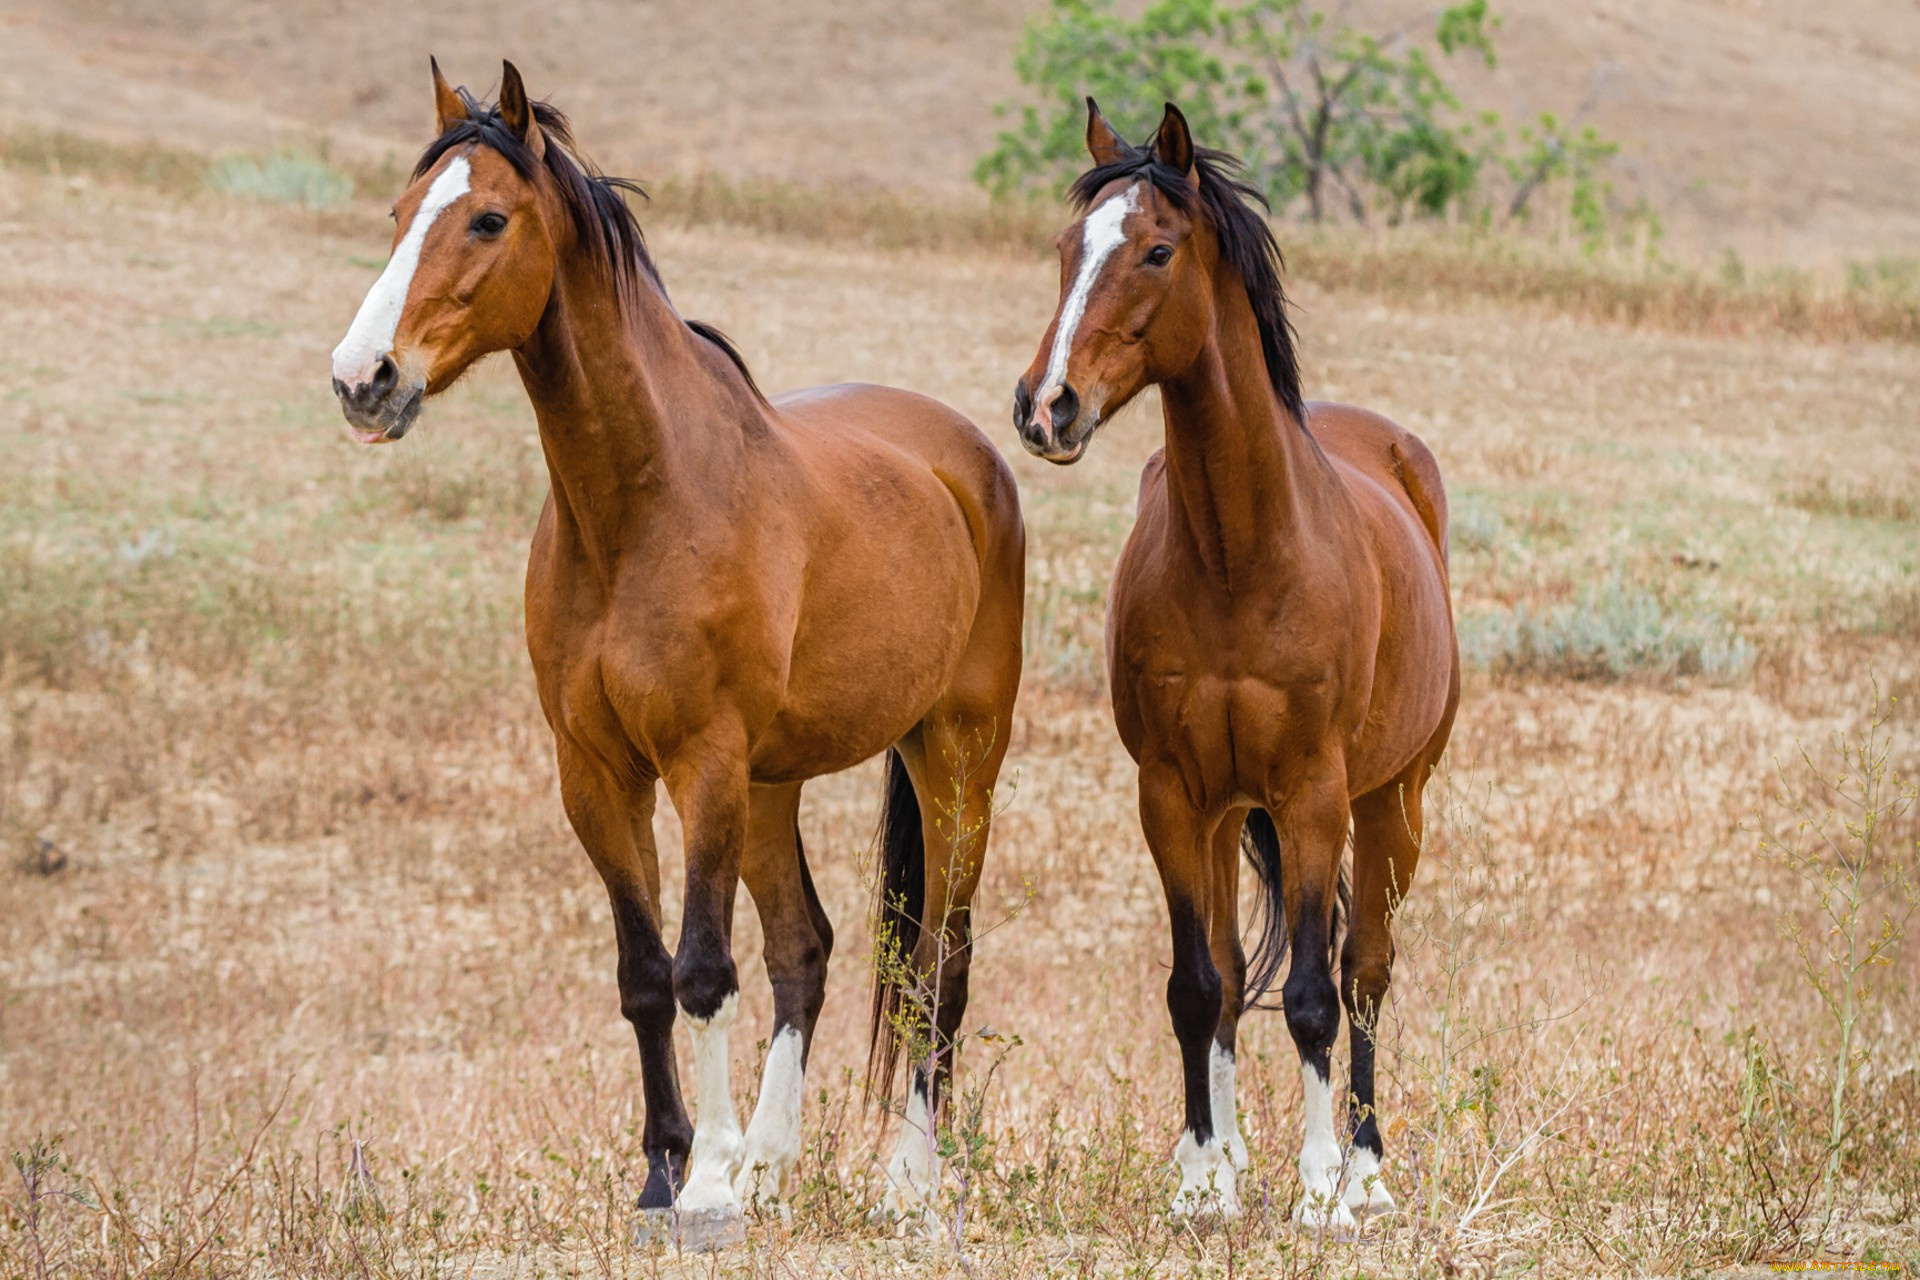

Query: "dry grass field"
(3, 4), (1920, 1277)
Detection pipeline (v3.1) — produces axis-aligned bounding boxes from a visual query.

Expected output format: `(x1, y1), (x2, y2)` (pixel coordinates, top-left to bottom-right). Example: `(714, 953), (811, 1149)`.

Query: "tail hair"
(866, 748), (923, 1106)
(1239, 808), (1351, 1010)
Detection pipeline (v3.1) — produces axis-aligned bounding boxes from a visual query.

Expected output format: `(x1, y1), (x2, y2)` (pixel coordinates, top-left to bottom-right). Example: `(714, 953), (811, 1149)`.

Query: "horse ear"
(1085, 97), (1130, 166)
(430, 57), (466, 136)
(1150, 101), (1196, 179)
(498, 60), (546, 158)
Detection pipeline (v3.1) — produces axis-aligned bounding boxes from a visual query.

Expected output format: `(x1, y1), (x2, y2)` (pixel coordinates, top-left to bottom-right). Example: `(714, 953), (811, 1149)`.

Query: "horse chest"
(1114, 641), (1340, 799)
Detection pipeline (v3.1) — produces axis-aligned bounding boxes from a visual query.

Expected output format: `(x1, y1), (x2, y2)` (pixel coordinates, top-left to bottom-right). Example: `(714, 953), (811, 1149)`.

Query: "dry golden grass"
(2, 130), (1918, 1279)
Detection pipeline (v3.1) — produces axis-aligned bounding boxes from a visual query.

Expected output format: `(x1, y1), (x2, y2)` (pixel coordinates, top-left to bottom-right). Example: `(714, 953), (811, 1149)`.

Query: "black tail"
(866, 748), (923, 1106)
(1239, 808), (1352, 1010)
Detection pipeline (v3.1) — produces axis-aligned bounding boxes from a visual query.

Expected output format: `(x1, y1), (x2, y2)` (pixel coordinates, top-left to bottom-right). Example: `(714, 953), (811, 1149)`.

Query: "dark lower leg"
(611, 896), (692, 1210)
(1342, 961), (1390, 1161)
(1168, 898), (1224, 1146)
(1284, 902), (1349, 1222)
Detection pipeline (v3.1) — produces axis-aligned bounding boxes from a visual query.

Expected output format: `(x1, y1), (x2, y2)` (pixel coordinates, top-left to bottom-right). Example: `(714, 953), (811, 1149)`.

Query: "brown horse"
(329, 61), (1024, 1231)
(1013, 101), (1458, 1231)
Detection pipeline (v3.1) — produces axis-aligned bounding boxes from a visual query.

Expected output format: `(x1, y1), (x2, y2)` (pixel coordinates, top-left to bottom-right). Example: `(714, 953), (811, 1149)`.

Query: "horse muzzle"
(332, 354), (425, 444)
(1013, 377), (1098, 466)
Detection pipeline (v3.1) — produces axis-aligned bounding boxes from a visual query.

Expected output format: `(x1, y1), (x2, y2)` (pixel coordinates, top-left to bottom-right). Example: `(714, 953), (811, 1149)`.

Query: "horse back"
(1304, 402), (1449, 573)
(772, 382), (1025, 567)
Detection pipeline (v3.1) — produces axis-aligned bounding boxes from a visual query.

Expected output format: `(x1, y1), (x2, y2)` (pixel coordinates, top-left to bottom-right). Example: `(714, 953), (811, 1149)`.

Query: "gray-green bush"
(206, 150), (353, 211)
(1459, 577), (1753, 683)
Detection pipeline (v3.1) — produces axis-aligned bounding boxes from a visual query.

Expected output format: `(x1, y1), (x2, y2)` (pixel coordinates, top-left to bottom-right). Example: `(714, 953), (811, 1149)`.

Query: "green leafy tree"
(976, 0), (1637, 238)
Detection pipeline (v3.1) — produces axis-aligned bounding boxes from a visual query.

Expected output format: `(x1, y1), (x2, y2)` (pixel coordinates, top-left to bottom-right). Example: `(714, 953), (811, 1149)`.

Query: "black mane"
(415, 89), (762, 399)
(1070, 140), (1304, 426)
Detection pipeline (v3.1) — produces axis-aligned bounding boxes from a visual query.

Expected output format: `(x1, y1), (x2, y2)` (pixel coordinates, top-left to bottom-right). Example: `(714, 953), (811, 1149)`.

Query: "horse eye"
(471, 212), (509, 238)
(1146, 245), (1174, 267)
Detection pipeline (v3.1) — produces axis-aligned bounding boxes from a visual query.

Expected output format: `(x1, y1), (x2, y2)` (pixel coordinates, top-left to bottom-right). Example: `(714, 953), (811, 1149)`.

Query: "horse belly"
(1346, 560), (1455, 794)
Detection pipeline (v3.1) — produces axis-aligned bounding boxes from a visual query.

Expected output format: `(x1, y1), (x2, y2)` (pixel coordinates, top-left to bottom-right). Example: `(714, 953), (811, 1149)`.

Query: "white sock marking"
(679, 992), (745, 1214)
(331, 155), (471, 388)
(1036, 185), (1140, 408)
(883, 1078), (941, 1216)
(1172, 1127), (1240, 1218)
(735, 1025), (806, 1205)
(1344, 1144), (1395, 1215)
(1294, 1061), (1355, 1232)
(1209, 1043), (1248, 1172)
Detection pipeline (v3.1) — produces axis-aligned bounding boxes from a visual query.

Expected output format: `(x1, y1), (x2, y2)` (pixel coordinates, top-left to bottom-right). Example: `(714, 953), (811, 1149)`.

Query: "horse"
(1012, 99), (1459, 1231)
(328, 60), (1025, 1232)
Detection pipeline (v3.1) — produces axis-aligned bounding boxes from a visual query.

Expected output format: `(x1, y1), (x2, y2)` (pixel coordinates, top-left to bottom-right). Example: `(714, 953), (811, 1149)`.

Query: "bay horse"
(1013, 100), (1458, 1231)
(329, 60), (1024, 1231)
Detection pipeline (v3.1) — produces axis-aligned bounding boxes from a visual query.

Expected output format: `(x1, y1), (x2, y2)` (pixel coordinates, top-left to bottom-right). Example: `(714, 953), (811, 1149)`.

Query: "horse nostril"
(1050, 383), (1080, 433)
(1013, 380), (1033, 431)
(370, 356), (399, 400)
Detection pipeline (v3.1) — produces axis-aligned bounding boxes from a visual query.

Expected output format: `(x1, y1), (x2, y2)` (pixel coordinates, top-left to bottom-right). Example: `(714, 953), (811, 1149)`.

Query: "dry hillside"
(2, 0), (1918, 260)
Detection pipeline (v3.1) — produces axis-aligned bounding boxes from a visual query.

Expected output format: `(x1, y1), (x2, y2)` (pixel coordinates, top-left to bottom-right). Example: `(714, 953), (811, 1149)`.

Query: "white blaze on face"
(1039, 184), (1141, 398)
(330, 155), (472, 389)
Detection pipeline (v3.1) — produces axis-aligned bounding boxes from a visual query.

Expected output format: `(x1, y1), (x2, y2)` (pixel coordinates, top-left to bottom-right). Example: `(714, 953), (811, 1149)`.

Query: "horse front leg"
(556, 750), (692, 1212)
(1140, 768), (1236, 1218)
(1275, 767), (1358, 1236)
(664, 747), (751, 1223)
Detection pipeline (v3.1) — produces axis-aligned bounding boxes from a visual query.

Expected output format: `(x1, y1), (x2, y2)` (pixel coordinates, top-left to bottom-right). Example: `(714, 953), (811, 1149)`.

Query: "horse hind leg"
(876, 704), (1009, 1220)
(1340, 760), (1435, 1221)
(732, 782), (833, 1211)
(1206, 807), (1254, 1177)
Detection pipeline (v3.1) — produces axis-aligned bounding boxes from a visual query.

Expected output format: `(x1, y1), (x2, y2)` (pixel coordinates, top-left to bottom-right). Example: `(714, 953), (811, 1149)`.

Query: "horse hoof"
(733, 1154), (798, 1213)
(868, 1198), (941, 1239)
(1344, 1180), (1397, 1220)
(1168, 1186), (1242, 1222)
(1293, 1195), (1358, 1240)
(632, 1205), (747, 1252)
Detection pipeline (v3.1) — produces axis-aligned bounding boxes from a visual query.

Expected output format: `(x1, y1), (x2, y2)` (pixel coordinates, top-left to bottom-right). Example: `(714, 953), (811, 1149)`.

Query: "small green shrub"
(206, 150), (353, 211)
(1460, 577), (1753, 683)
(977, 0), (1643, 243)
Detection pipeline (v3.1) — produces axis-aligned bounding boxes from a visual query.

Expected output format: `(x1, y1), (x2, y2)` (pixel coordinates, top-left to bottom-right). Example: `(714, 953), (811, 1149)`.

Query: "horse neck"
(513, 252), (757, 583)
(1156, 265), (1326, 593)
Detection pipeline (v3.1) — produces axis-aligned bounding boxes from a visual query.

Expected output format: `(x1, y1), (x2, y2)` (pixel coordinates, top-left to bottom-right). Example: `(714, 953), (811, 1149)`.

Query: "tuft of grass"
(1847, 255), (1920, 306)
(1460, 577), (1755, 684)
(1783, 474), (1920, 525)
(205, 149), (354, 211)
(0, 130), (208, 196)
